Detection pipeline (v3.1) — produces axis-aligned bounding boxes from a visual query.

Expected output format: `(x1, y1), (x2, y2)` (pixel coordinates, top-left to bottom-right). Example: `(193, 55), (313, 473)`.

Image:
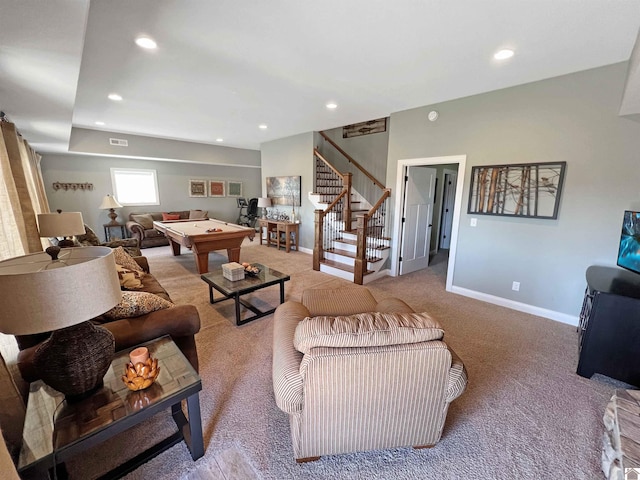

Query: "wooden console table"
(258, 219), (299, 253)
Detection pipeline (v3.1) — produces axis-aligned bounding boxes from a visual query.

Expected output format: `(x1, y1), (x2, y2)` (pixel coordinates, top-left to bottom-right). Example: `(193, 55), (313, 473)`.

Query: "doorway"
(392, 155), (466, 292)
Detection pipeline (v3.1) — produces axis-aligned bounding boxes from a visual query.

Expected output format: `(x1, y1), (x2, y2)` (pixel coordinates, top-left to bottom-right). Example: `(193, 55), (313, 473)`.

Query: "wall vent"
(109, 138), (128, 147)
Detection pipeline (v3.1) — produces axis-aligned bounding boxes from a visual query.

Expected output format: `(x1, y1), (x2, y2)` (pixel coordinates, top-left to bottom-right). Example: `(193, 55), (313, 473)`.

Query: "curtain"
(0, 121), (49, 260)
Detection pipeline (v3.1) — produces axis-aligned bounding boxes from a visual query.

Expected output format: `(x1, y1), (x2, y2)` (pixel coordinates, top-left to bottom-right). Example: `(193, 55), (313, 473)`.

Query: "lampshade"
(99, 194), (122, 210)
(257, 197), (272, 208)
(0, 247), (121, 335)
(37, 211), (85, 238)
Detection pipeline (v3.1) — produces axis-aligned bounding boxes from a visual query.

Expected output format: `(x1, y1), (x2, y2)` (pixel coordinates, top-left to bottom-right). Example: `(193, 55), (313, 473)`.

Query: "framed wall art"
(266, 175), (301, 206)
(209, 180), (225, 197)
(189, 179), (207, 198)
(468, 161), (566, 219)
(227, 180), (243, 198)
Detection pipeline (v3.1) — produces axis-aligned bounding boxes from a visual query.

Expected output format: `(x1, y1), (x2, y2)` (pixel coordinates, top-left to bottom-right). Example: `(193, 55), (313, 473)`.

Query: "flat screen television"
(617, 210), (640, 274)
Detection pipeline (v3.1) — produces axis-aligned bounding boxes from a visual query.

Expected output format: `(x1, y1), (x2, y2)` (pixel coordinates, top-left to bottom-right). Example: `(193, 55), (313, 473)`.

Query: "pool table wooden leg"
(195, 253), (209, 274)
(169, 239), (182, 256)
(227, 247), (241, 263)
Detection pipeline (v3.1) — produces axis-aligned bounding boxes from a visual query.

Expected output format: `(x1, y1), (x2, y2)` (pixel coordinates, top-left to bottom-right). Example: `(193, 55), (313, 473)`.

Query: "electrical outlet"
(512, 281), (520, 291)
(470, 218), (477, 227)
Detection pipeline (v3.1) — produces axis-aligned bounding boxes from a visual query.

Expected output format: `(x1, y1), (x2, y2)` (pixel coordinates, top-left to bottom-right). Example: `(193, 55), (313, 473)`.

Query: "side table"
(104, 222), (127, 241)
(18, 336), (203, 479)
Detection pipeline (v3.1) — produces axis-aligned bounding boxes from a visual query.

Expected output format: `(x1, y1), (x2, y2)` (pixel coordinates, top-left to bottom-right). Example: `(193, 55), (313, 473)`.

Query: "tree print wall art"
(468, 162), (566, 219)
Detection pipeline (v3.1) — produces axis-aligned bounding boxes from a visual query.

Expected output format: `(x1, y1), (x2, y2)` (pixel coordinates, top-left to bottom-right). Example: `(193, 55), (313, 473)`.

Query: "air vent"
(109, 138), (128, 147)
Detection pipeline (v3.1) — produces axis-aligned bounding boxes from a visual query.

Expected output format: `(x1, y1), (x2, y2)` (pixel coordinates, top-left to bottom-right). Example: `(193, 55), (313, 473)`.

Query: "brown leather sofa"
(15, 256), (201, 382)
(126, 210), (208, 248)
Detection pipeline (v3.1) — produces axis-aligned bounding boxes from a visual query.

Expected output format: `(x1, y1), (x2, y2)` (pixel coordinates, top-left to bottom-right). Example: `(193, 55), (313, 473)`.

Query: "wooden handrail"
(319, 132), (385, 190)
(368, 188), (391, 216)
(313, 148), (344, 180)
(323, 189), (347, 214)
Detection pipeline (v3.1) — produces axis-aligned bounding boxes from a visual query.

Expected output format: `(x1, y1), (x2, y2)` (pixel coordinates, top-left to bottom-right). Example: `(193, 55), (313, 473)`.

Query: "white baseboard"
(449, 286), (579, 326)
(363, 268), (391, 284)
(298, 246), (313, 255)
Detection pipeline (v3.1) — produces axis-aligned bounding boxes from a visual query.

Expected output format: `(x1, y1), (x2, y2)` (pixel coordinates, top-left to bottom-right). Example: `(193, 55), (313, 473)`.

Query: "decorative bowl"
(122, 357), (160, 391)
(244, 265), (261, 277)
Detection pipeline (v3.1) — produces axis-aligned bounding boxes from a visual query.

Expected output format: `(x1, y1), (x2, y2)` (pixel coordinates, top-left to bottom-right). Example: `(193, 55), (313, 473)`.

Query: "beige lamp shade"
(37, 211), (85, 238)
(0, 247), (121, 335)
(257, 197), (272, 208)
(99, 194), (122, 210)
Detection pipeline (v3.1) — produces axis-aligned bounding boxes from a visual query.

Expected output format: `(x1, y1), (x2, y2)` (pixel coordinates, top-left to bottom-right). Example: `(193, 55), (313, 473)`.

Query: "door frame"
(391, 155), (466, 292)
(437, 168), (458, 251)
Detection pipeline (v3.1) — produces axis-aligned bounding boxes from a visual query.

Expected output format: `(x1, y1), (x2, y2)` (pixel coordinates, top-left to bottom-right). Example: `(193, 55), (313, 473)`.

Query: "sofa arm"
(17, 305), (201, 380)
(375, 297), (415, 313)
(273, 301), (308, 414)
(133, 256), (150, 273)
(446, 346), (468, 403)
(126, 221), (145, 241)
(102, 238), (141, 257)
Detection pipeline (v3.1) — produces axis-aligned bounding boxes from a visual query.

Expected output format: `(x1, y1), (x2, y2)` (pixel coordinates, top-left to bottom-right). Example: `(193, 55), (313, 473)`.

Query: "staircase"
(312, 132), (391, 284)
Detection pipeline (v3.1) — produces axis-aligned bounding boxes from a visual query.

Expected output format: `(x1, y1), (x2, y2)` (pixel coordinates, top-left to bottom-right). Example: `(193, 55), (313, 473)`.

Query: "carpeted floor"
(65, 240), (627, 479)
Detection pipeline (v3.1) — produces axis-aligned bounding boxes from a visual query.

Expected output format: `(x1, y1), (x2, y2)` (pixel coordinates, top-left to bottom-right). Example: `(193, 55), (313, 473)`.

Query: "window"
(111, 168), (159, 206)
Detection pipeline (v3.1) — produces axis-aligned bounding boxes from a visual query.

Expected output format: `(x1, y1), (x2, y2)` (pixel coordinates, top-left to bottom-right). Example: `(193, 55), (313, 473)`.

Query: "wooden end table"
(201, 263), (290, 325)
(18, 336), (203, 479)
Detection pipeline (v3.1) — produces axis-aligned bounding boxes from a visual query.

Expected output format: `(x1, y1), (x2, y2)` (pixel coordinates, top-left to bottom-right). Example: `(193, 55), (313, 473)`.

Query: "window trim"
(110, 168), (160, 206)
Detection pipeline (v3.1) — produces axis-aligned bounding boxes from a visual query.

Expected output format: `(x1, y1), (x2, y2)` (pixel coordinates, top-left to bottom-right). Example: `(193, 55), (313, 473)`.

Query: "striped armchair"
(272, 288), (467, 462)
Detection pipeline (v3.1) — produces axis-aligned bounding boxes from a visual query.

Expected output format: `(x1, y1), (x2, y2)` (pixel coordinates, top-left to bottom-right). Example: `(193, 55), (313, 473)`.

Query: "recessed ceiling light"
(216, 138), (223, 142)
(108, 93), (123, 101)
(259, 124), (268, 130)
(326, 102), (338, 110)
(95, 121), (105, 126)
(494, 49), (514, 60)
(135, 36), (157, 49)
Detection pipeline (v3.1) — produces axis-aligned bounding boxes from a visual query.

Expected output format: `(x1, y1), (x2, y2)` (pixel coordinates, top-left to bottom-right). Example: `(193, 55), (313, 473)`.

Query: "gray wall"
(70, 127), (261, 167)
(387, 62), (640, 317)
(261, 132), (315, 249)
(41, 154), (262, 242)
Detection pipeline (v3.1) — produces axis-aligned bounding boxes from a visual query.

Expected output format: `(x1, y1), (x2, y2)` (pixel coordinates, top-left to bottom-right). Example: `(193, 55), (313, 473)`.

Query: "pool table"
(153, 218), (255, 274)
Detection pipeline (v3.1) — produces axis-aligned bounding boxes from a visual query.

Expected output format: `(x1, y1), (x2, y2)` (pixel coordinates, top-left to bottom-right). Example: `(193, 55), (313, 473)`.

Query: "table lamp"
(37, 210), (85, 247)
(0, 247), (122, 401)
(258, 197), (272, 219)
(100, 194), (123, 226)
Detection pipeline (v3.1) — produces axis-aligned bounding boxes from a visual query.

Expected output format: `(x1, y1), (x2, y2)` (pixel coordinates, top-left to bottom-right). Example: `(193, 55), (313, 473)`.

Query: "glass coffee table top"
(200, 263), (290, 295)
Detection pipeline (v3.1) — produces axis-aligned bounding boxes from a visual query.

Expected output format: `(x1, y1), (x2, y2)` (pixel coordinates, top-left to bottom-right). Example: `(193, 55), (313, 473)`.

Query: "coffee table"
(200, 263), (290, 325)
(18, 336), (203, 479)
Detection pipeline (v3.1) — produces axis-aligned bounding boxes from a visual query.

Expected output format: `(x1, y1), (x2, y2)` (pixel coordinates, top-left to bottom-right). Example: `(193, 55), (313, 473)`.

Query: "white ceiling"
(2, 0), (640, 154)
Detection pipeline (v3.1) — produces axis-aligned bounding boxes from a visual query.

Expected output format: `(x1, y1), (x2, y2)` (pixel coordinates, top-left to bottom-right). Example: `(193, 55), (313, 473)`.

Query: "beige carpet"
(65, 241), (625, 479)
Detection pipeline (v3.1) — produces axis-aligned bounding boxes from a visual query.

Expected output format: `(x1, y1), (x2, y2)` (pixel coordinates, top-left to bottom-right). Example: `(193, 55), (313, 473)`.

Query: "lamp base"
(33, 321), (115, 401)
(105, 208), (120, 226)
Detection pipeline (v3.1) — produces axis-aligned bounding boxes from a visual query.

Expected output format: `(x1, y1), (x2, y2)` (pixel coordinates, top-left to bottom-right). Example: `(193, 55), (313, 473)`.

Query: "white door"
(400, 166), (436, 275)
(439, 171), (457, 249)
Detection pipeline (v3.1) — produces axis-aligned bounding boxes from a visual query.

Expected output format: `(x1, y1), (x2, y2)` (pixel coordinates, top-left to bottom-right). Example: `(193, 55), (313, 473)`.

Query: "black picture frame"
(467, 161), (566, 219)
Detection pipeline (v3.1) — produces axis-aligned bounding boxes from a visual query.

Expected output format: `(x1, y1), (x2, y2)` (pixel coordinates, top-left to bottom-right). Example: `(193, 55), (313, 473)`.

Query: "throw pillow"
(131, 214), (155, 230)
(112, 246), (145, 273)
(294, 311), (444, 355)
(189, 210), (208, 220)
(103, 291), (174, 320)
(116, 264), (144, 290)
(75, 224), (100, 246)
(162, 212), (181, 221)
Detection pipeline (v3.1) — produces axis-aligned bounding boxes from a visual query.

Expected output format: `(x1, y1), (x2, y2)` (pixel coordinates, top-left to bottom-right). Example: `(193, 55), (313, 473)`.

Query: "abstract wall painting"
(468, 162), (566, 219)
(189, 179), (207, 198)
(266, 176), (301, 206)
(227, 181), (242, 197)
(208, 180), (225, 197)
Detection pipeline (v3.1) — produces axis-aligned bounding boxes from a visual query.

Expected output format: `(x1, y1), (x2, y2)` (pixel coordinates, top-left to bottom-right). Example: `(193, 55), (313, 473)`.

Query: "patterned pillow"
(103, 291), (174, 320)
(294, 311), (444, 355)
(75, 224), (101, 246)
(131, 214), (155, 230)
(112, 246), (145, 273)
(162, 212), (181, 221)
(116, 264), (144, 290)
(189, 210), (208, 220)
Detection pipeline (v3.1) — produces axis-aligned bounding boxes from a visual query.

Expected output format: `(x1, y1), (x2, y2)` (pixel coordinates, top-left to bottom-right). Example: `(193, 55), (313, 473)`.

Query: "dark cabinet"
(577, 265), (640, 386)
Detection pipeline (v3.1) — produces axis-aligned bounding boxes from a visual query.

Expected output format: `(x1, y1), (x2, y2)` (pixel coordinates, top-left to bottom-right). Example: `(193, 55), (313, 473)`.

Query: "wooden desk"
(258, 219), (299, 253)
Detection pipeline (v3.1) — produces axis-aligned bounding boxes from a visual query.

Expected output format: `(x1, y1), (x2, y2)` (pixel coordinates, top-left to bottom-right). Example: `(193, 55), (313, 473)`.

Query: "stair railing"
(314, 131), (391, 284)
